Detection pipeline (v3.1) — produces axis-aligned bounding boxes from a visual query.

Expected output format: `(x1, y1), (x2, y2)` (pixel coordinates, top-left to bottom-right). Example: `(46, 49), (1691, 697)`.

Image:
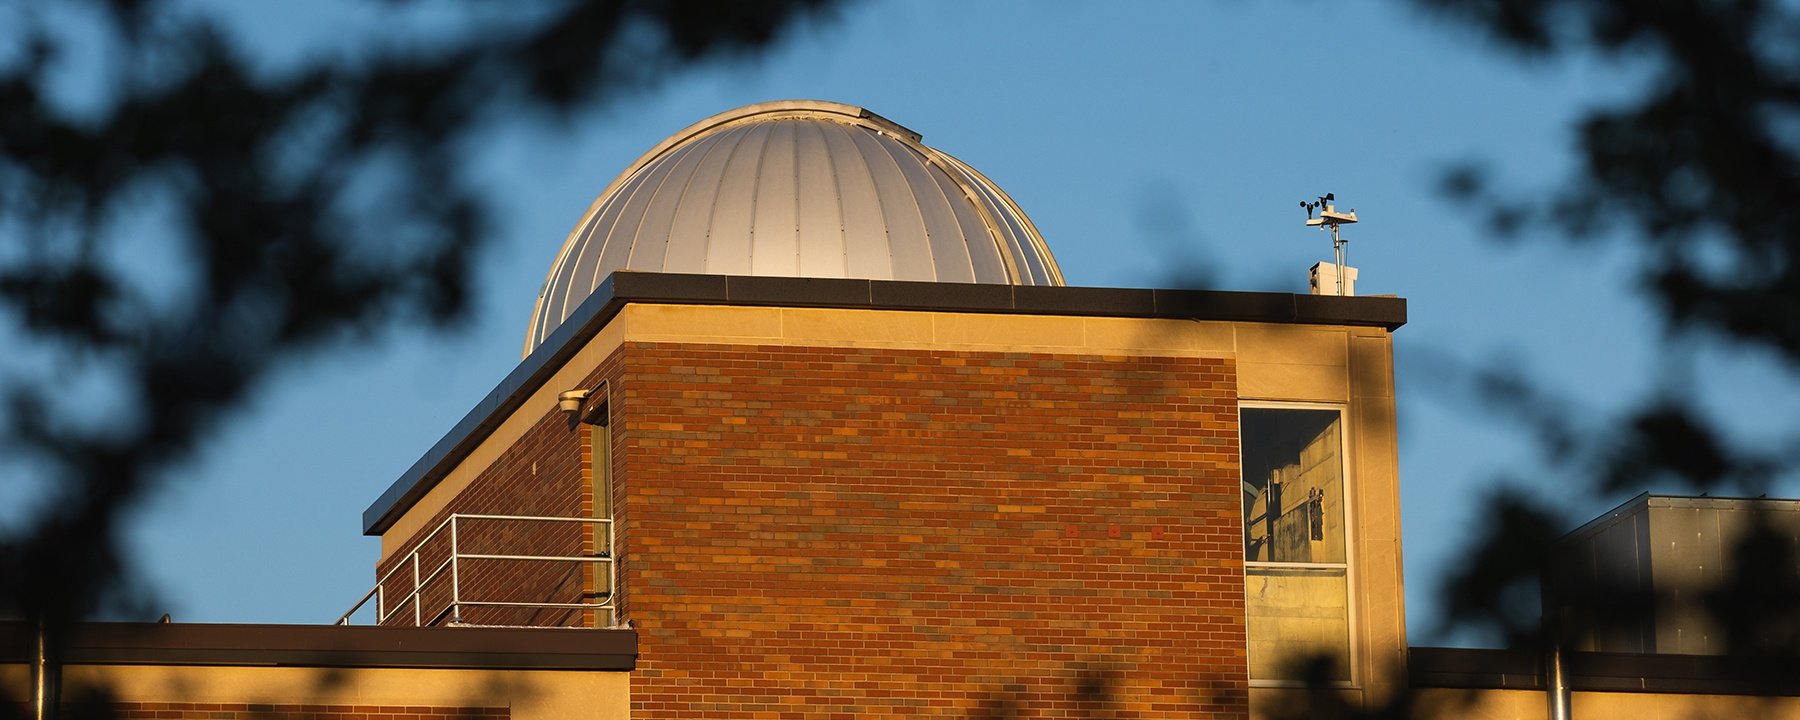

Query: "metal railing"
(337, 513), (613, 627)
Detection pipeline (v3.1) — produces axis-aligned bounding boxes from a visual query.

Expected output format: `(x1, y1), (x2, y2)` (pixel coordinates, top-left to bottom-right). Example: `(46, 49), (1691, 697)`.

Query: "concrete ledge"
(0, 622), (636, 671)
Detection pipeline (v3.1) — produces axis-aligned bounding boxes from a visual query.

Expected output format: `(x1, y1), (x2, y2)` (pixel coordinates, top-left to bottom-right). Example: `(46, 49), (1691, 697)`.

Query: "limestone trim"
(0, 665), (628, 720)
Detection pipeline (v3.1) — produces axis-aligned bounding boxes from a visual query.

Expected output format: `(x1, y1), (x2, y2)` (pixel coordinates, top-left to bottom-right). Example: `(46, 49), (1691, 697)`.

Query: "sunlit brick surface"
(616, 342), (1246, 719)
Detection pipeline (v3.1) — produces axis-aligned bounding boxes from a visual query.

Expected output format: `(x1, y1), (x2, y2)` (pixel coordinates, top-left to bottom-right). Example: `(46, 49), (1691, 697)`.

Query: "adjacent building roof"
(524, 100), (1065, 356)
(1411, 646), (1800, 696)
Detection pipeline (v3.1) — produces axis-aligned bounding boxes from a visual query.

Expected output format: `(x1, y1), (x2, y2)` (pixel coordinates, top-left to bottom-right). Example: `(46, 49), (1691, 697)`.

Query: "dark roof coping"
(1562, 491), (1654, 543)
(0, 622), (635, 671)
(1564, 492), (1800, 542)
(362, 271), (1408, 535)
(1640, 493), (1800, 511)
(1410, 646), (1800, 696)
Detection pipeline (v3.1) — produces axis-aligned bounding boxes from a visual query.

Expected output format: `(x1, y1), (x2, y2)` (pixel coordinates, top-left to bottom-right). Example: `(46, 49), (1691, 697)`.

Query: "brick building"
(11, 100), (1787, 720)
(352, 100), (1410, 718)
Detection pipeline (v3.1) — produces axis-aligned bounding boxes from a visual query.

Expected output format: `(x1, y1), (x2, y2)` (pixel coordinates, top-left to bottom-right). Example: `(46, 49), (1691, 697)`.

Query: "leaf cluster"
(0, 0), (841, 653)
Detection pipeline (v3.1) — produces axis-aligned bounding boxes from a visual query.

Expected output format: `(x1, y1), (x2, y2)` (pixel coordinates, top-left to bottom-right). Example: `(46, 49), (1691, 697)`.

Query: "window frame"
(1238, 400), (1359, 688)
(582, 383), (616, 628)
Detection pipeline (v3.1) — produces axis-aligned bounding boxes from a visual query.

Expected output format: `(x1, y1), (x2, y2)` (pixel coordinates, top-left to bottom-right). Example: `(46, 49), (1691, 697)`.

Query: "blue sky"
(14, 1), (1797, 643)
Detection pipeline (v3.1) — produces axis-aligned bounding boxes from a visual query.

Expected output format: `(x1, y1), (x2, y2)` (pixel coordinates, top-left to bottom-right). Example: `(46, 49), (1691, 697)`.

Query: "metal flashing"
(1410, 646), (1800, 696)
(1562, 492), (1800, 543)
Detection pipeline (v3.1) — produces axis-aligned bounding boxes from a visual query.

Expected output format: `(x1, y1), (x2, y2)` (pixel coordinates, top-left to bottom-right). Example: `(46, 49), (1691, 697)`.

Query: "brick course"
(615, 342), (1245, 719)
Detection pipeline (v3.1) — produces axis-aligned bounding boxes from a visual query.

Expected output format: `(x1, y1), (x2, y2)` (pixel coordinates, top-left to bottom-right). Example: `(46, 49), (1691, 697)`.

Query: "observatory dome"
(524, 100), (1064, 356)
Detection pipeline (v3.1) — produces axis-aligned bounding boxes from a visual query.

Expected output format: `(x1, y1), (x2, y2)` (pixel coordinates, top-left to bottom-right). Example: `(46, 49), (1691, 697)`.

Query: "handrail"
(338, 512), (614, 627)
(336, 586), (379, 626)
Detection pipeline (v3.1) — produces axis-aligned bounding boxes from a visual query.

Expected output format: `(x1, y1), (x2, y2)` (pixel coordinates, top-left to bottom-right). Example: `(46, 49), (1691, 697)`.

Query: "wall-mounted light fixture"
(558, 389), (590, 415)
(559, 384), (609, 426)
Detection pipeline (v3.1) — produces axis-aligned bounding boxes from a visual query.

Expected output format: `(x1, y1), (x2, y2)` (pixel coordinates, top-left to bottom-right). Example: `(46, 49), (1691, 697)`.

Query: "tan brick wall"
(616, 341), (1246, 719)
(102, 703), (506, 719)
(17, 665), (631, 720)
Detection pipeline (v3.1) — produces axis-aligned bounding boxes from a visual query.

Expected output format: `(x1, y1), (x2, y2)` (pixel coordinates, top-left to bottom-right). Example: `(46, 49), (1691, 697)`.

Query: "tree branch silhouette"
(1249, 0), (1800, 715)
(0, 1), (842, 715)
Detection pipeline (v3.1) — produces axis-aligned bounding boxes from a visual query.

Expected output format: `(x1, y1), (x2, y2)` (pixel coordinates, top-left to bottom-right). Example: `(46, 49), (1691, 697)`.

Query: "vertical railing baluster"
(450, 515), (462, 625)
(411, 551), (421, 626)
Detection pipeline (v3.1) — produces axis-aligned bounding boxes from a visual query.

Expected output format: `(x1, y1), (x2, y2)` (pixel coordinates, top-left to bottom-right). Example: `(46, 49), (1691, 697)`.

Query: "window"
(1241, 406), (1352, 682)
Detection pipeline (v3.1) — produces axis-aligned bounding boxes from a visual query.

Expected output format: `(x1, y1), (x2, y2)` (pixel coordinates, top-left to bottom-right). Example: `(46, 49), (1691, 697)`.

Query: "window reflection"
(1241, 407), (1350, 682)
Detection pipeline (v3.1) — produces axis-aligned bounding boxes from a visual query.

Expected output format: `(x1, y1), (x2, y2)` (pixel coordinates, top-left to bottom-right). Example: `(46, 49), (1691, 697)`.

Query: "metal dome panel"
(525, 100), (1065, 356)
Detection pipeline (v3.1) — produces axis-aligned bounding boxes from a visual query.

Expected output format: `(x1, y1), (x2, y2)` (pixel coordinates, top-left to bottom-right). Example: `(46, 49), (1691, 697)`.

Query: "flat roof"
(1564, 491), (1800, 542)
(364, 271), (1407, 535)
(1411, 646), (1800, 696)
(0, 621), (636, 670)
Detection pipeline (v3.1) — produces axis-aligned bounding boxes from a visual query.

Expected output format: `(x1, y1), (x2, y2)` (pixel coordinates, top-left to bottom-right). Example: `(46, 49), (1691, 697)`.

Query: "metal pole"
(1332, 224), (1347, 296)
(412, 552), (422, 626)
(607, 524), (618, 628)
(1546, 643), (1572, 720)
(33, 620), (48, 720)
(450, 515), (462, 625)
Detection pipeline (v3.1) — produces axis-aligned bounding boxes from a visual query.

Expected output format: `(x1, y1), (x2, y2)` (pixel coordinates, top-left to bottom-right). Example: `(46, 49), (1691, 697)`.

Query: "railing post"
(375, 583), (384, 624)
(450, 515), (462, 625)
(608, 519), (618, 627)
(411, 551), (422, 627)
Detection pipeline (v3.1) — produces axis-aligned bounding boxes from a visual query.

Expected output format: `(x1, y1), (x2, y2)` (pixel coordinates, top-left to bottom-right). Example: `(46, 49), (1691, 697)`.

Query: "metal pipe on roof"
(33, 620), (57, 720)
(1546, 642), (1572, 720)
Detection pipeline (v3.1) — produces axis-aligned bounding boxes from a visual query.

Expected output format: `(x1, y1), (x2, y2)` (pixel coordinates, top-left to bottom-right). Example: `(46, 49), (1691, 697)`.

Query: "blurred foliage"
(1283, 0), (1800, 715)
(0, 0), (841, 715)
(1424, 0), (1800, 360)
(6, 0), (1800, 717)
(1414, 0), (1800, 632)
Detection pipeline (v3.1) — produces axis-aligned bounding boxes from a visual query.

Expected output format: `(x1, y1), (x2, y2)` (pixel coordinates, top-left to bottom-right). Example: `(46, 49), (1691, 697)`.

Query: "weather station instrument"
(1300, 193), (1358, 296)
